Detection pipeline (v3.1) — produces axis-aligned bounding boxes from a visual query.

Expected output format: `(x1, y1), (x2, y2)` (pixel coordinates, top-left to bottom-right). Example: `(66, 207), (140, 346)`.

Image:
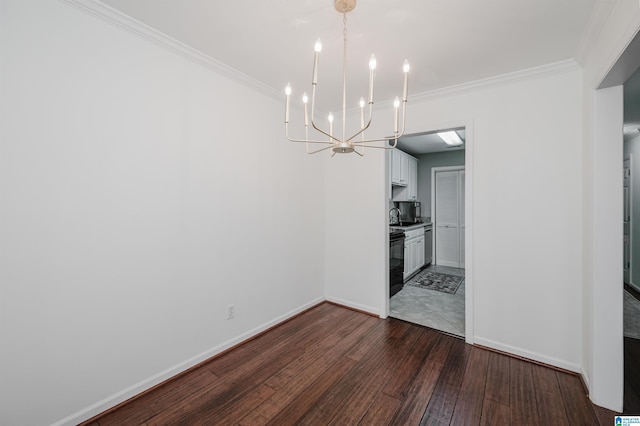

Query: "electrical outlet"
(227, 304), (235, 320)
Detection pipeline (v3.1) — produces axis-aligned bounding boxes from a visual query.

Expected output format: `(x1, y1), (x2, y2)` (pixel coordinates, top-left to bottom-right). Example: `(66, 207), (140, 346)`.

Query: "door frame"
(384, 119), (474, 345)
(625, 154), (633, 286)
(431, 165), (465, 267)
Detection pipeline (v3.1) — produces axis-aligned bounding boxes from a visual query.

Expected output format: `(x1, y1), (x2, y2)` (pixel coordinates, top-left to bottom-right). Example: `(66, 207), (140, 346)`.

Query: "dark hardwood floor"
(625, 337), (640, 415)
(626, 283), (640, 415)
(84, 302), (617, 425)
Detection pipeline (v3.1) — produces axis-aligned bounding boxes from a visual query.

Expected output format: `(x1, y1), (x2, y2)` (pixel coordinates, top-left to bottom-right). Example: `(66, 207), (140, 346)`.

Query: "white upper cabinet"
(407, 157), (418, 201)
(391, 149), (418, 201)
(391, 149), (406, 186)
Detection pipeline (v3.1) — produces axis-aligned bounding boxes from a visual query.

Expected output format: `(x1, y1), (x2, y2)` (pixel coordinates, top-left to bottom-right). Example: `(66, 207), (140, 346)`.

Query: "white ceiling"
(99, 0), (600, 115)
(397, 128), (465, 156)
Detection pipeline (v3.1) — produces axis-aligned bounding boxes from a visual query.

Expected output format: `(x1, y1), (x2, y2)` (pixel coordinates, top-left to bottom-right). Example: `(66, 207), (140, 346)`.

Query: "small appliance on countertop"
(397, 201), (421, 224)
(389, 201), (423, 226)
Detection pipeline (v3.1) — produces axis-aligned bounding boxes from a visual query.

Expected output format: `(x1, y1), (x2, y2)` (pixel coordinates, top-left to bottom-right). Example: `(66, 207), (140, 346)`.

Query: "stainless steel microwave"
(396, 201), (421, 224)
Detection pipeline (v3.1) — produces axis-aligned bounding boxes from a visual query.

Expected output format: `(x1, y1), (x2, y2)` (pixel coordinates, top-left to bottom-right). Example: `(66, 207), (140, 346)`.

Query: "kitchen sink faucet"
(389, 207), (401, 225)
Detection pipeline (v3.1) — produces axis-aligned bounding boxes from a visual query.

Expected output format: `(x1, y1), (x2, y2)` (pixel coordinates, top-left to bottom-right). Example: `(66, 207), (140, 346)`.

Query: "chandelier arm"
(398, 100), (408, 136)
(286, 136), (335, 145)
(307, 143), (336, 154)
(345, 115), (374, 143)
(350, 100), (409, 146)
(352, 137), (397, 146)
(308, 81), (341, 144)
(286, 124), (336, 145)
(288, 138), (336, 145)
(353, 101), (373, 144)
(310, 83), (318, 132)
(393, 101), (408, 140)
(351, 143), (396, 150)
(349, 100), (407, 145)
(310, 117), (342, 143)
(309, 77), (340, 144)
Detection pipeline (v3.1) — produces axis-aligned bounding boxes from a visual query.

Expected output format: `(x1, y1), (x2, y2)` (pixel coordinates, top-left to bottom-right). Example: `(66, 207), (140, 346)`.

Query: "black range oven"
(389, 229), (405, 297)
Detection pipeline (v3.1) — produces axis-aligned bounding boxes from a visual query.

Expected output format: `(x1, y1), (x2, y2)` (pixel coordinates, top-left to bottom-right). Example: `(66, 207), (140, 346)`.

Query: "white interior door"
(435, 169), (463, 267)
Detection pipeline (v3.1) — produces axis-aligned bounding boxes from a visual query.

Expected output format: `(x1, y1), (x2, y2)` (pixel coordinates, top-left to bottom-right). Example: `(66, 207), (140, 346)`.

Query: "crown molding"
(59, 0), (282, 101)
(409, 59), (581, 103)
(60, 0), (581, 108)
(574, 0), (617, 67)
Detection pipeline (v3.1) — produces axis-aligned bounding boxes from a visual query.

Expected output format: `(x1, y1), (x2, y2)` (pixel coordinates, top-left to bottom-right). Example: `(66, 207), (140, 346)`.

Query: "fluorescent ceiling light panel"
(438, 131), (463, 146)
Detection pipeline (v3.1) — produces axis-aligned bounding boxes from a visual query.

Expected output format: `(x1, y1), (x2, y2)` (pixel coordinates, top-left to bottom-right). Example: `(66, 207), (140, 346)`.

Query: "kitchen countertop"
(389, 222), (432, 231)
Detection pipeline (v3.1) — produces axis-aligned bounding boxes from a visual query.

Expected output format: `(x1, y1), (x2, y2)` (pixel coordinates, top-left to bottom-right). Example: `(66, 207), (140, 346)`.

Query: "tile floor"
(391, 278), (639, 342)
(389, 264), (465, 337)
(626, 289), (640, 340)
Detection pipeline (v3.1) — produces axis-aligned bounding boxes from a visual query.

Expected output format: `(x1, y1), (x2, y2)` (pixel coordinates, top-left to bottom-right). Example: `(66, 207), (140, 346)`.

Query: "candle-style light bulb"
(369, 54), (377, 71)
(302, 92), (309, 126)
(312, 40), (322, 85)
(403, 59), (410, 73)
(328, 112), (334, 137)
(284, 83), (292, 123)
(359, 97), (365, 109)
(402, 59), (410, 101)
(368, 55), (376, 104)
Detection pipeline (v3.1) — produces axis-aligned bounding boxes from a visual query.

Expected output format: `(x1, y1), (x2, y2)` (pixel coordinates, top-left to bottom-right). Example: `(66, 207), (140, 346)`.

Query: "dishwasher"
(424, 223), (433, 266)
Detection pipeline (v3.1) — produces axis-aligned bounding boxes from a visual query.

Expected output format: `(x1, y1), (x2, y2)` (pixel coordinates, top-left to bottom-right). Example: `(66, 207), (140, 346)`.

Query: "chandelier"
(284, 0), (410, 156)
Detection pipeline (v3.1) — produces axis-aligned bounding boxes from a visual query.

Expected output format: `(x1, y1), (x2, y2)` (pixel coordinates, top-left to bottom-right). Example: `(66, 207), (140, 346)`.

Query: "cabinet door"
(407, 157), (418, 200)
(415, 235), (425, 270)
(392, 150), (403, 185)
(403, 240), (410, 280)
(400, 154), (409, 185)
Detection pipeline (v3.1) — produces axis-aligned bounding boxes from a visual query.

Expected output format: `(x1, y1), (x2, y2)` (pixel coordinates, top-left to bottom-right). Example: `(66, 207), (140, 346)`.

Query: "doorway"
(592, 26), (640, 411)
(624, 66), (640, 412)
(387, 128), (467, 338)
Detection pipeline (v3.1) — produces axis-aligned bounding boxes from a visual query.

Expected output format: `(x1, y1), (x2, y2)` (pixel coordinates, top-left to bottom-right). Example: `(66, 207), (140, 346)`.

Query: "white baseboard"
(581, 366), (591, 390)
(324, 296), (380, 317)
(579, 366), (623, 412)
(52, 296), (324, 426)
(474, 336), (581, 374)
(628, 281), (640, 293)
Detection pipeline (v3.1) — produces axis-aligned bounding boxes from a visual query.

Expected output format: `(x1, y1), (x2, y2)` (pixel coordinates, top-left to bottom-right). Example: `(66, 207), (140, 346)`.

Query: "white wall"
(0, 1), (325, 425)
(324, 149), (388, 313)
(580, 0), (640, 411)
(324, 65), (585, 370)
